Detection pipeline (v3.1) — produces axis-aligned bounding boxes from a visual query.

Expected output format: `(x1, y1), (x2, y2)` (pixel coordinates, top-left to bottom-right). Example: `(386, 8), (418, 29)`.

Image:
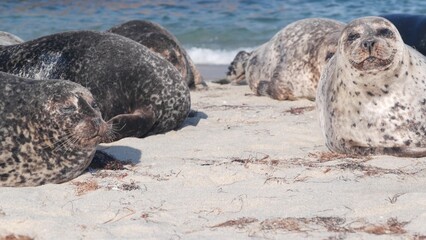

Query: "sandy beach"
(1, 65), (426, 240)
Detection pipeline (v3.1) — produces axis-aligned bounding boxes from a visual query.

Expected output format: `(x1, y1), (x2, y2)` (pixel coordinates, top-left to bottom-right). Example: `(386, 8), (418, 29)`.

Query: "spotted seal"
(0, 31), (23, 46)
(0, 71), (111, 186)
(0, 31), (191, 142)
(317, 16), (426, 157)
(381, 14), (426, 56)
(226, 18), (345, 100)
(107, 20), (207, 90)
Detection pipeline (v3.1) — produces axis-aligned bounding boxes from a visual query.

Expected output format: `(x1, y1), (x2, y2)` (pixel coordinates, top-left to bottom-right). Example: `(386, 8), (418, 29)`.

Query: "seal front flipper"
(105, 107), (156, 142)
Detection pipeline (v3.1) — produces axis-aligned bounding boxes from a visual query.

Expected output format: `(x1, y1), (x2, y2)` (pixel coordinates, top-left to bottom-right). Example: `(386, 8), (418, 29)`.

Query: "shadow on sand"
(181, 110), (208, 128)
(89, 145), (142, 170)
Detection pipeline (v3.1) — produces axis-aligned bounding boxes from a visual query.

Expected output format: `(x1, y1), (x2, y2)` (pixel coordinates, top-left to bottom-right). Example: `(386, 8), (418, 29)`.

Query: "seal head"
(0, 73), (111, 186)
(107, 20), (207, 90)
(338, 17), (404, 73)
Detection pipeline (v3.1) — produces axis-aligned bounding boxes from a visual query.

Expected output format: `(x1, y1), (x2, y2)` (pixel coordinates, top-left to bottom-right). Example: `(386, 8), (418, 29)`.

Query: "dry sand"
(1, 66), (426, 239)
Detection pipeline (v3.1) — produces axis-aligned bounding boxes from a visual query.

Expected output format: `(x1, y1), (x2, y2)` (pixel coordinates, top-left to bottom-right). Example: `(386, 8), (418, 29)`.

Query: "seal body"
(107, 20), (207, 90)
(0, 31), (23, 46)
(317, 16), (426, 157)
(381, 14), (426, 56)
(0, 31), (191, 142)
(226, 18), (345, 100)
(0, 71), (110, 186)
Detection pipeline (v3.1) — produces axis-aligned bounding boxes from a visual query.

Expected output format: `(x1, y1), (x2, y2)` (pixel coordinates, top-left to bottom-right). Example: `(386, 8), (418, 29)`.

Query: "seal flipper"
(104, 107), (156, 142)
(257, 79), (295, 101)
(256, 80), (271, 96)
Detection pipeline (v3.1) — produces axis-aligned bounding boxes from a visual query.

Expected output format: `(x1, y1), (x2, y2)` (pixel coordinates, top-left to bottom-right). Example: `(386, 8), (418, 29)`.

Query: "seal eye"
(377, 28), (394, 38)
(347, 32), (360, 42)
(91, 101), (99, 109)
(60, 105), (77, 114)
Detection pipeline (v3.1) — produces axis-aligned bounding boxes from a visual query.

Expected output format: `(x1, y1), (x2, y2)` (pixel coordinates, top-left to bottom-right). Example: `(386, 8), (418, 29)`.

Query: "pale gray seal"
(0, 31), (23, 46)
(226, 18), (345, 100)
(107, 20), (207, 90)
(0, 31), (191, 142)
(0, 71), (111, 186)
(317, 16), (426, 157)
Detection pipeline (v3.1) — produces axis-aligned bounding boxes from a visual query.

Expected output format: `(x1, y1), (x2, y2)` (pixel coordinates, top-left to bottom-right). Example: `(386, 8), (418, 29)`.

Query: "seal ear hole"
(376, 28), (394, 38)
(347, 32), (360, 42)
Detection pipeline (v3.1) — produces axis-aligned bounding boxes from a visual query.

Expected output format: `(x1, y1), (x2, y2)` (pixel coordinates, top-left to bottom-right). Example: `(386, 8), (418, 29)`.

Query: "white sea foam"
(187, 47), (253, 65)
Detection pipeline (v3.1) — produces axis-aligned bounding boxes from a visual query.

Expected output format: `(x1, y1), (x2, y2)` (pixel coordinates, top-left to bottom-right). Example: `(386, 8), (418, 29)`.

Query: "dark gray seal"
(381, 14), (426, 56)
(0, 71), (111, 187)
(107, 20), (207, 90)
(226, 18), (345, 100)
(317, 16), (426, 157)
(0, 31), (191, 142)
(0, 31), (23, 46)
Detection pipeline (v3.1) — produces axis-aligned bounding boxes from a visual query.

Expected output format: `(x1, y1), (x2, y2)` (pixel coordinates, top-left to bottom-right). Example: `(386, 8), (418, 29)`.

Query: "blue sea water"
(1, 0), (426, 64)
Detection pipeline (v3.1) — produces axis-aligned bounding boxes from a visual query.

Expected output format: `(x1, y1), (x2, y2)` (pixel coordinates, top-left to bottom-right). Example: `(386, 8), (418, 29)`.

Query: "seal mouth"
(349, 49), (396, 71)
(76, 119), (113, 146)
(88, 121), (112, 141)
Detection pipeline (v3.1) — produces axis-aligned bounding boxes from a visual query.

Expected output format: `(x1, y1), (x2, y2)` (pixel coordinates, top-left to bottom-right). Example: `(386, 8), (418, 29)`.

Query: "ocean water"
(1, 0), (426, 65)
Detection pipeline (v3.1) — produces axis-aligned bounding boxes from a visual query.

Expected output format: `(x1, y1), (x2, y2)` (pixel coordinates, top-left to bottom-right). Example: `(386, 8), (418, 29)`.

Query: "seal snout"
(96, 119), (112, 138)
(361, 38), (376, 55)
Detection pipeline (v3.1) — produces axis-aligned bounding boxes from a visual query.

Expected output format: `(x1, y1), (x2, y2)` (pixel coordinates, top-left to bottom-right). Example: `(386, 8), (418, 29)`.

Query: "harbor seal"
(0, 31), (23, 46)
(107, 20), (207, 90)
(0, 71), (111, 186)
(316, 16), (426, 157)
(0, 31), (191, 142)
(381, 14), (426, 56)
(226, 18), (345, 100)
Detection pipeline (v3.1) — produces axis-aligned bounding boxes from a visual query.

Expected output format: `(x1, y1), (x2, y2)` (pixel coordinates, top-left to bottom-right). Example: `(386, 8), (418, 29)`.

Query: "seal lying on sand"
(0, 71), (111, 186)
(0, 31), (23, 46)
(381, 14), (426, 56)
(317, 16), (426, 157)
(0, 31), (191, 142)
(226, 18), (345, 100)
(107, 20), (207, 90)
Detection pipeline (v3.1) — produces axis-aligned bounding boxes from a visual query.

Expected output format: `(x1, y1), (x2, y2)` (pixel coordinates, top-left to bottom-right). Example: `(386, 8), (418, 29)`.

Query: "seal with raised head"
(226, 18), (345, 100)
(381, 14), (426, 56)
(0, 31), (23, 46)
(0, 31), (191, 142)
(107, 20), (207, 90)
(0, 71), (111, 187)
(317, 16), (426, 157)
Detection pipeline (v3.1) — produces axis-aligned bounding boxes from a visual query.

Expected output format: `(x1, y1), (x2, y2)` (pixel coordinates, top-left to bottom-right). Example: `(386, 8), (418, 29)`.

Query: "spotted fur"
(107, 20), (207, 90)
(226, 18), (345, 100)
(0, 31), (191, 142)
(317, 16), (426, 157)
(0, 72), (110, 186)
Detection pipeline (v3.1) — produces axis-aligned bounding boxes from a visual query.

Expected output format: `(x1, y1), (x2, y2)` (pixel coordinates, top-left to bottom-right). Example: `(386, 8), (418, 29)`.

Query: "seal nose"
(92, 118), (101, 127)
(361, 39), (376, 54)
